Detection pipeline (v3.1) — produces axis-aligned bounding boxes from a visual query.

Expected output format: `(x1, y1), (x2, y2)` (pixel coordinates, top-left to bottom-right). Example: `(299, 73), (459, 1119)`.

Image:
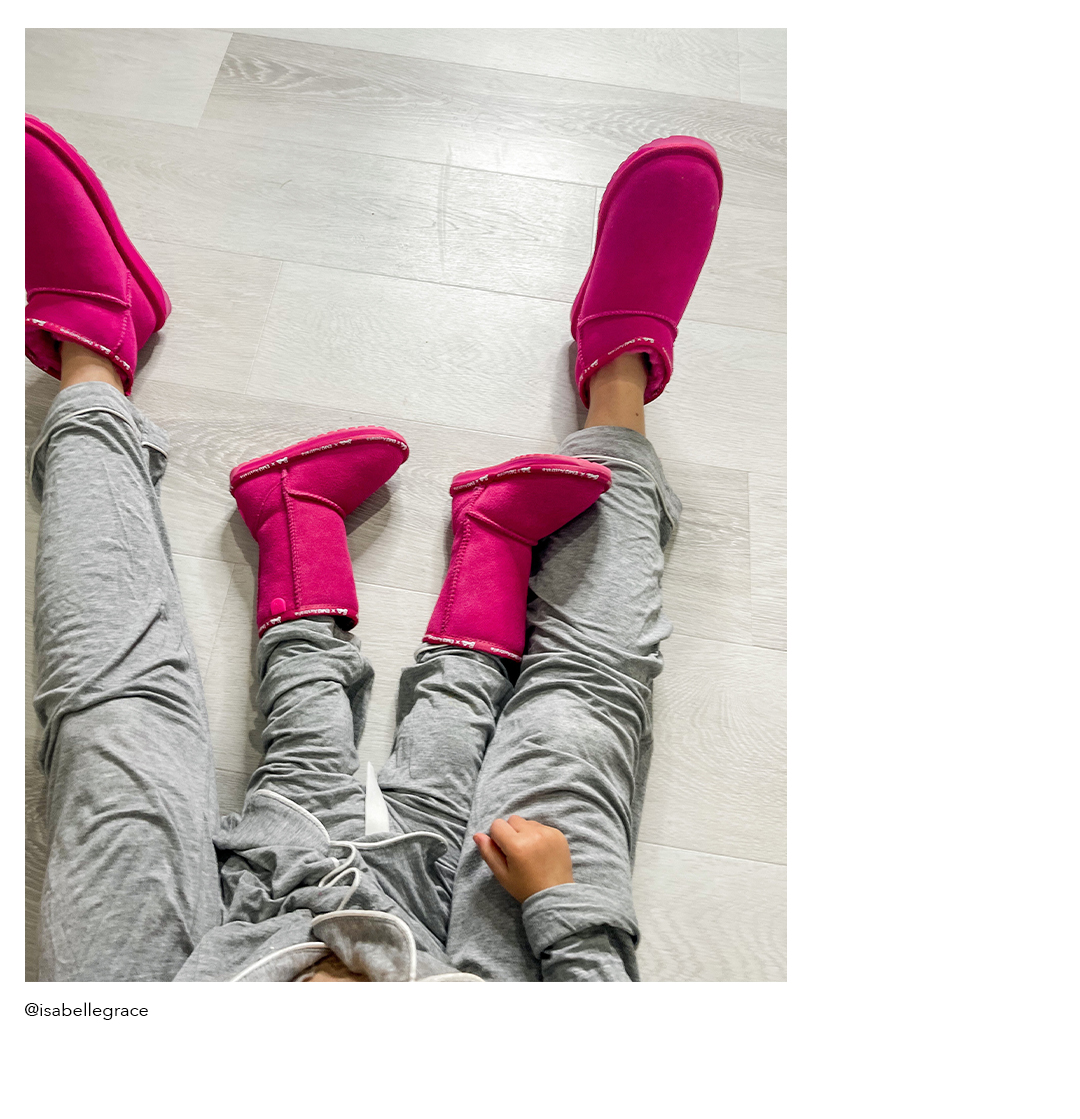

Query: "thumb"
(474, 832), (510, 885)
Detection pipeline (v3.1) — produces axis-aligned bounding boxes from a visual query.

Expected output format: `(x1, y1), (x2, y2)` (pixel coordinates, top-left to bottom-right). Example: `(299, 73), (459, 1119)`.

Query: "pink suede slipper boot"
(25, 114), (171, 394)
(231, 428), (410, 636)
(571, 135), (723, 407)
(423, 455), (612, 661)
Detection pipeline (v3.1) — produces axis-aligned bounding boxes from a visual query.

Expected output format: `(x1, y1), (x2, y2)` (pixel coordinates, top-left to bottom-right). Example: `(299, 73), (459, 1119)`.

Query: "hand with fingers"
(473, 815), (575, 904)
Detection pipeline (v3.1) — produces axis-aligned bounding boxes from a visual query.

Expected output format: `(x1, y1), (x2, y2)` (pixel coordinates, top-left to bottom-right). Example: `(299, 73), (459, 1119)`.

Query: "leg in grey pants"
(30, 383), (222, 981)
(444, 426), (681, 980)
(242, 625), (512, 949)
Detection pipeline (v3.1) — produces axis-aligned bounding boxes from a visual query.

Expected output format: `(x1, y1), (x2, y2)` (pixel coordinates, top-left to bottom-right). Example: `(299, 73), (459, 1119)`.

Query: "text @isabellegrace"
(25, 1002), (148, 1019)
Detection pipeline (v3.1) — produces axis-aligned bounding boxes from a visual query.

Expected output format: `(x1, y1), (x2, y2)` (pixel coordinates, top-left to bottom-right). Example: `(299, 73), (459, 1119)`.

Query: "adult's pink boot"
(571, 135), (723, 407)
(423, 455), (612, 661)
(25, 114), (171, 394)
(231, 428), (410, 636)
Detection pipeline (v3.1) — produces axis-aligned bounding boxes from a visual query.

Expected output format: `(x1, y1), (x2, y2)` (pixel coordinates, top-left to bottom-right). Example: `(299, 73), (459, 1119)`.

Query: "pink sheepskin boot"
(25, 114), (171, 394)
(423, 455), (613, 661)
(231, 428), (410, 636)
(571, 135), (723, 407)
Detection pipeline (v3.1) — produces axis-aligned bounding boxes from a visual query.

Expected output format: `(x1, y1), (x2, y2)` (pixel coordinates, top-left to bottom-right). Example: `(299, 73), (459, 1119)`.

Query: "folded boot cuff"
(521, 882), (640, 958)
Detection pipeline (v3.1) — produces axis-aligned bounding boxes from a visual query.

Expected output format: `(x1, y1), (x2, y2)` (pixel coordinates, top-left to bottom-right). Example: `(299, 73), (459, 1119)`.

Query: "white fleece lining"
(249, 788), (332, 844)
(311, 909), (418, 982)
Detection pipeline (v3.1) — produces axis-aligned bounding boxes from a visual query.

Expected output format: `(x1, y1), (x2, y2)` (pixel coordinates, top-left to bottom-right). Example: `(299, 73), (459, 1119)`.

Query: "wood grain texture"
(22, 107), (595, 306)
(172, 554), (234, 676)
(230, 28), (744, 103)
(128, 378), (756, 650)
(25, 29), (233, 127)
(133, 241), (283, 392)
(130, 378), (546, 575)
(25, 29), (785, 980)
(201, 34), (786, 212)
(738, 29), (787, 109)
(648, 321), (786, 475)
(248, 262), (581, 444)
(633, 843), (786, 980)
(688, 202), (787, 333)
(662, 462), (752, 645)
(750, 473), (787, 650)
(641, 632), (786, 863)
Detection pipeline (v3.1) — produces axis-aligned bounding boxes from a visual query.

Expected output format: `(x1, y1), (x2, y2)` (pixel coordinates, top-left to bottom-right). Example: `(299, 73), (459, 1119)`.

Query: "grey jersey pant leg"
(376, 646), (513, 907)
(249, 619), (374, 836)
(245, 623), (510, 946)
(444, 426), (681, 981)
(29, 383), (223, 982)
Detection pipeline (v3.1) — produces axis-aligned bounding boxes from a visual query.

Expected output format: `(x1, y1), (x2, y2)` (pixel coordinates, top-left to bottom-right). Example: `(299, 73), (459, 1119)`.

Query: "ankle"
(58, 339), (125, 394)
(584, 351), (648, 435)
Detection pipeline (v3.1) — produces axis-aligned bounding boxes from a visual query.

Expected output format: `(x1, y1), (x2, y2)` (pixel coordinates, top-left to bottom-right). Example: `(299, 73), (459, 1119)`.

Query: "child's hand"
(473, 815), (574, 903)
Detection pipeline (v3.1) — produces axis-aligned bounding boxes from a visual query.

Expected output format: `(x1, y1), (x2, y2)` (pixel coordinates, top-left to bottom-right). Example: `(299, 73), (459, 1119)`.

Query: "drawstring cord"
(318, 841), (363, 911)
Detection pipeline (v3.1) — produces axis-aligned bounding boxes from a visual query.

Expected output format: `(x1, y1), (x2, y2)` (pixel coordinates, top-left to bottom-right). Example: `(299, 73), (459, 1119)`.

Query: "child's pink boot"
(572, 135), (723, 406)
(231, 428), (410, 636)
(25, 114), (171, 394)
(423, 455), (613, 661)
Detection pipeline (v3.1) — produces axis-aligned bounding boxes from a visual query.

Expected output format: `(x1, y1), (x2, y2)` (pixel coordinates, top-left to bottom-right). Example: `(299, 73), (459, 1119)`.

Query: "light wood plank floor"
(24, 28), (786, 982)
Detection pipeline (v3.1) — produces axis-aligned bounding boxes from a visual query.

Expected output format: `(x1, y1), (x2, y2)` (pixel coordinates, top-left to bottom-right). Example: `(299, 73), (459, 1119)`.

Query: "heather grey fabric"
(174, 623), (510, 982)
(443, 426), (681, 981)
(29, 383), (222, 981)
(30, 383), (679, 982)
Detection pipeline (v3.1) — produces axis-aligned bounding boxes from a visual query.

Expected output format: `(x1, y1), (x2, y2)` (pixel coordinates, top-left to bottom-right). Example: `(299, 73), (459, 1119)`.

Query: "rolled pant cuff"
(558, 425), (682, 539)
(27, 381), (169, 499)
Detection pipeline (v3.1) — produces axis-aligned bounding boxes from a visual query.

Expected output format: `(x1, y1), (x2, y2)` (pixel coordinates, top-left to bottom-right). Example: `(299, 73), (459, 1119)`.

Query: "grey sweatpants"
(29, 383), (679, 981)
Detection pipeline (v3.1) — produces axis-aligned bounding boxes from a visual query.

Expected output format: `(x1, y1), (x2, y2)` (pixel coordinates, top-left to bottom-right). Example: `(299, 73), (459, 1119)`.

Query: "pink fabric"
(25, 115), (170, 394)
(423, 455), (613, 661)
(571, 135), (724, 407)
(231, 429), (410, 635)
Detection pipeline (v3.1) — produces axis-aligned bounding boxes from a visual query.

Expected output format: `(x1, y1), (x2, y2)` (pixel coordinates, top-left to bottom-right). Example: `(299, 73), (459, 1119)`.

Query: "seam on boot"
(111, 272), (132, 355)
(439, 517), (470, 635)
(282, 467), (303, 607)
(284, 484), (346, 518)
(577, 308), (680, 333)
(26, 285), (131, 307)
(466, 509), (535, 547)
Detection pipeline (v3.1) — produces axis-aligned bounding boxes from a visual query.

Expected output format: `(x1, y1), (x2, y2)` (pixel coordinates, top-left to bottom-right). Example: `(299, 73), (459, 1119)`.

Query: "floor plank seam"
(240, 257), (284, 395)
(223, 31), (787, 117)
(188, 125), (786, 203)
(198, 561), (239, 675)
(736, 30), (745, 103)
(136, 383), (767, 477)
(639, 839), (787, 868)
(140, 242), (787, 327)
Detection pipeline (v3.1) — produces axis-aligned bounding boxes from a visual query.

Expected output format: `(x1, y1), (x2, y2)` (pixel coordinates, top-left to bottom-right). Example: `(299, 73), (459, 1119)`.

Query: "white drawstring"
(318, 841), (363, 911)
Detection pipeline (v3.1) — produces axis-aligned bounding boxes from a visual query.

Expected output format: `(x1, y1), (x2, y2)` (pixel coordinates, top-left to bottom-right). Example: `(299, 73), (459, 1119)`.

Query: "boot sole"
(230, 426), (409, 491)
(449, 453), (612, 495)
(26, 114), (173, 331)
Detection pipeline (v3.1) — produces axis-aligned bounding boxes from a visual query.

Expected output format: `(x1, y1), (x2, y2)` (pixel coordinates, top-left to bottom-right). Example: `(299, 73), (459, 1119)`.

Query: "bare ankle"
(58, 339), (125, 394)
(584, 351), (648, 435)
